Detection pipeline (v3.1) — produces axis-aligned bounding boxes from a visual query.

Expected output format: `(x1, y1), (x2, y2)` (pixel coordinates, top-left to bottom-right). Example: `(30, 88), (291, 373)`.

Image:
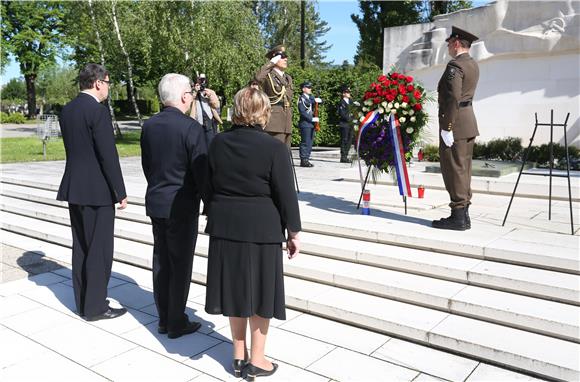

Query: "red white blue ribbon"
(388, 114), (412, 197)
(355, 110), (380, 189)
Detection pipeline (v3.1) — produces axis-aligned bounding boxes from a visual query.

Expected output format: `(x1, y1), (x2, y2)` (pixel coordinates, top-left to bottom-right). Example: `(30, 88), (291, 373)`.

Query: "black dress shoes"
(300, 160), (314, 167)
(232, 359), (247, 378)
(157, 325), (168, 334)
(167, 320), (202, 339)
(85, 307), (127, 322)
(246, 362), (278, 381)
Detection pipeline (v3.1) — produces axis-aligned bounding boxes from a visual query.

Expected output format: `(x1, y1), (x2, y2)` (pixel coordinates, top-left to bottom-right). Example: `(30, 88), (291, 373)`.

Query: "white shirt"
(343, 97), (351, 104)
(81, 91), (101, 103)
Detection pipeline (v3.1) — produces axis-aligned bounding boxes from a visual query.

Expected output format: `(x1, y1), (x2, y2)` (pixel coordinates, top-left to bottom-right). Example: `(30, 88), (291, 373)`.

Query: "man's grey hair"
(158, 73), (191, 105)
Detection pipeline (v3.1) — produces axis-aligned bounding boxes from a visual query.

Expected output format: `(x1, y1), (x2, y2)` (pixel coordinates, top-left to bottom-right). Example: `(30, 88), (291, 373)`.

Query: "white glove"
(270, 55), (282, 65)
(312, 117), (319, 123)
(441, 130), (454, 147)
(353, 101), (361, 107)
(314, 97), (322, 103)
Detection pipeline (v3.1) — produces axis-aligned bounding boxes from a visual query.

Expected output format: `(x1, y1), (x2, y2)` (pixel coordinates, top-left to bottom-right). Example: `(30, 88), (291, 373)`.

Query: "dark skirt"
(205, 237), (286, 320)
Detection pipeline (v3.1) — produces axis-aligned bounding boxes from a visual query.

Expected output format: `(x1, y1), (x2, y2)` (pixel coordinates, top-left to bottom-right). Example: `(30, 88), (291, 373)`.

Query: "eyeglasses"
(99, 79), (112, 85)
(184, 91), (194, 95)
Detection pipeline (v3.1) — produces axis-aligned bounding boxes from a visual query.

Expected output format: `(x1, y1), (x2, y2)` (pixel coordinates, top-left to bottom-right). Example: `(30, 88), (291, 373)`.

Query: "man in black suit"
(57, 63), (128, 321)
(141, 73), (208, 338)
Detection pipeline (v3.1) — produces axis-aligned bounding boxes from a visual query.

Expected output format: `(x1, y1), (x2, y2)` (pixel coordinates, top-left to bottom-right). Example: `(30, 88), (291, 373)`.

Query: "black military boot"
(465, 205), (471, 229)
(300, 159), (314, 167)
(432, 208), (469, 231)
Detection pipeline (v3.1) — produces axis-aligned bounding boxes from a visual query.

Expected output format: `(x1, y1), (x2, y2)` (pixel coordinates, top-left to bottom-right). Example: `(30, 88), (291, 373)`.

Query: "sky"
(1, 0), (491, 85)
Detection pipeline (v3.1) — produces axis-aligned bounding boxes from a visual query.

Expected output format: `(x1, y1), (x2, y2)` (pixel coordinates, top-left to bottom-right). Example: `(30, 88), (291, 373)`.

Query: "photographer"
(190, 74), (222, 144)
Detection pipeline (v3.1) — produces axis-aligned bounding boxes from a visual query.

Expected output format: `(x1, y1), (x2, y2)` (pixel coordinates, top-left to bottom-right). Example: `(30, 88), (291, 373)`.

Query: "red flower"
(398, 86), (406, 94)
(386, 94), (395, 102)
(406, 85), (414, 92)
(378, 75), (387, 83)
(373, 97), (381, 104)
(413, 103), (422, 111)
(413, 90), (422, 99)
(390, 89), (398, 96)
(402, 95), (410, 103)
(391, 73), (399, 79)
(406, 76), (413, 82)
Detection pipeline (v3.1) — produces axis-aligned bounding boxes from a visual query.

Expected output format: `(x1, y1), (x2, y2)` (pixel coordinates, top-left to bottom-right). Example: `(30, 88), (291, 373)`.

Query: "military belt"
(459, 101), (472, 107)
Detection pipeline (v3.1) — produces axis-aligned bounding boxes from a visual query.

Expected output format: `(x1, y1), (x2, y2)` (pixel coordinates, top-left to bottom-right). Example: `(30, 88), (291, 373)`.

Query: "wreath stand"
(356, 165), (408, 215)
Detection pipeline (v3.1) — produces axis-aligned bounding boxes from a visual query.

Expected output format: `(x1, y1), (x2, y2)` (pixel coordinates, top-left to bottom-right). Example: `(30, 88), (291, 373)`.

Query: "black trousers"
(151, 214), (198, 331)
(69, 204), (115, 317)
(340, 123), (353, 159)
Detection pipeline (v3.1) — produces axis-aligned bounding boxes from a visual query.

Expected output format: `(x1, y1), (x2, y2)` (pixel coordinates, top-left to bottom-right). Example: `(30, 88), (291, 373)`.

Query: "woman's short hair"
(79, 63), (108, 91)
(232, 87), (271, 126)
(158, 73), (191, 106)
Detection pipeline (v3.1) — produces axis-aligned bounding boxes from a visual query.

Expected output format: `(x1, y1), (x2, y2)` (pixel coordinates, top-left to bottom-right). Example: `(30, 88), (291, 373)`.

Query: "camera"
(196, 76), (207, 93)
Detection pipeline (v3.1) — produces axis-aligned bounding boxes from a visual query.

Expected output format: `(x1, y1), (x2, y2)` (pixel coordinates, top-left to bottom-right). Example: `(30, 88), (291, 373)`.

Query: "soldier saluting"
(432, 26), (479, 231)
(254, 45), (294, 147)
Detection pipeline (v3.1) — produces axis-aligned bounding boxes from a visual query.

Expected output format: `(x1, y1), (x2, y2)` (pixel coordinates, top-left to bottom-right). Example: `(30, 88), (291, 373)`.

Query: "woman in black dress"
(204, 86), (301, 380)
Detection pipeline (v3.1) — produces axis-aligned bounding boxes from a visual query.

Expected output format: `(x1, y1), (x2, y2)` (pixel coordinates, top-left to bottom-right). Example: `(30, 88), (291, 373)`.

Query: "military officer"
(254, 45), (294, 147)
(338, 85), (354, 163)
(297, 81), (321, 167)
(432, 26), (480, 231)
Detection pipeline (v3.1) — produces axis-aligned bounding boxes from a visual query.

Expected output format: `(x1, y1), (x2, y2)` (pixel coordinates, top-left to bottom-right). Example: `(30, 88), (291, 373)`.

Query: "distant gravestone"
(37, 114), (61, 160)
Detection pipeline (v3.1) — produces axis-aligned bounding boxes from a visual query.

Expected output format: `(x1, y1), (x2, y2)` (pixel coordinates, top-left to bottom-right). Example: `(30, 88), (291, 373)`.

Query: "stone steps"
(1, 220), (578, 380)
(3, 179), (579, 275)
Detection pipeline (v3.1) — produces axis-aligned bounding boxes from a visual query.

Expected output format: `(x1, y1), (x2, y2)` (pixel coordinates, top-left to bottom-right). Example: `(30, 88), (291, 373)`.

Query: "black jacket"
(338, 98), (353, 126)
(205, 125), (301, 243)
(141, 106), (208, 218)
(57, 93), (126, 206)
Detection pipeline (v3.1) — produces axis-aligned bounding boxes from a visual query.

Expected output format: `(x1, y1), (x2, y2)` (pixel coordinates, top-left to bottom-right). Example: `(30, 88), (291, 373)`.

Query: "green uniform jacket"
(254, 63), (294, 134)
(437, 53), (480, 140)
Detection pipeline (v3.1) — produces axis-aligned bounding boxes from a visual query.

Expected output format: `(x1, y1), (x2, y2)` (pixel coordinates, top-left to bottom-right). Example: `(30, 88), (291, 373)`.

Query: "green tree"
(255, 0), (331, 66)
(351, 1), (422, 68)
(422, 1), (473, 21)
(1, 1), (65, 117)
(1, 77), (26, 101)
(36, 65), (77, 112)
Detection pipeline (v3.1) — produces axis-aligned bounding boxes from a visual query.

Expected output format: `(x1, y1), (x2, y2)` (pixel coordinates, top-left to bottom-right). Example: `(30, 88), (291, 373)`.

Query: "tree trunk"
(24, 73), (37, 118)
(88, 0), (122, 137)
(111, 0), (143, 127)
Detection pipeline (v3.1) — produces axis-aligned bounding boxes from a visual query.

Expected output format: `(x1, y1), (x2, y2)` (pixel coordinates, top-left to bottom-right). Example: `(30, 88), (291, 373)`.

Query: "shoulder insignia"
(447, 67), (456, 80)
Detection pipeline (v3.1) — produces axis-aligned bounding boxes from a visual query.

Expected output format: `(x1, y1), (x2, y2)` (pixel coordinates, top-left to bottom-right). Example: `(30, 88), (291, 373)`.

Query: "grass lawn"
(0, 131), (141, 163)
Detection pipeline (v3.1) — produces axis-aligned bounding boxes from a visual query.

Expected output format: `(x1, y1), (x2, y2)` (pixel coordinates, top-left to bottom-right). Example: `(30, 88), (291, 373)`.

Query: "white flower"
(394, 102), (400, 109)
(402, 110), (408, 115)
(410, 116), (416, 122)
(359, 116), (365, 122)
(391, 109), (397, 115)
(406, 127), (414, 134)
(381, 101), (388, 107)
(387, 102), (393, 109)
(358, 112), (364, 118)
(399, 117), (406, 123)
(362, 107), (368, 112)
(408, 109), (415, 116)
(401, 102), (408, 108)
(378, 107), (385, 114)
(364, 99), (373, 106)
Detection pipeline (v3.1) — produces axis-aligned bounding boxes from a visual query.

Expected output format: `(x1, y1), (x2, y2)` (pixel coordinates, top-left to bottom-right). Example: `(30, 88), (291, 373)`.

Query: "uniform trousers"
(299, 125), (315, 160)
(151, 214), (198, 331)
(69, 204), (115, 317)
(439, 136), (475, 209)
(340, 123), (354, 159)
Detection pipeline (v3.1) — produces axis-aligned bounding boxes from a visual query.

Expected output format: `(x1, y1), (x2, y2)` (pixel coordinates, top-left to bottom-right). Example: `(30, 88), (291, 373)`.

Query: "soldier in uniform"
(254, 45), (294, 147)
(297, 81), (320, 167)
(432, 26), (480, 231)
(338, 85), (354, 163)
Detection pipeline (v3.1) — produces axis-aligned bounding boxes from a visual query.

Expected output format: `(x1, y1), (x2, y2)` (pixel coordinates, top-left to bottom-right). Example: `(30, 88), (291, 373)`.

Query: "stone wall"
(383, 0), (580, 147)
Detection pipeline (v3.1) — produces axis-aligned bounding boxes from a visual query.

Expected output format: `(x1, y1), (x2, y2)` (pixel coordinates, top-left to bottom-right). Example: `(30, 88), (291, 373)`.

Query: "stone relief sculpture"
(402, 0), (580, 72)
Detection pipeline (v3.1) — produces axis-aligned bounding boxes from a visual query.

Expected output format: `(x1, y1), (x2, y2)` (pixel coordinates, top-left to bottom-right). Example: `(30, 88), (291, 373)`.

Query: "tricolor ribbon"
(388, 114), (412, 197)
(356, 110), (380, 189)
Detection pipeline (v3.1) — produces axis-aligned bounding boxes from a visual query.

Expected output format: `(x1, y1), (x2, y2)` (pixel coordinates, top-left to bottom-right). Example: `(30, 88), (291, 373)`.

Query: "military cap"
(300, 81), (312, 89)
(266, 45), (287, 59)
(445, 26), (478, 43)
(340, 85), (351, 93)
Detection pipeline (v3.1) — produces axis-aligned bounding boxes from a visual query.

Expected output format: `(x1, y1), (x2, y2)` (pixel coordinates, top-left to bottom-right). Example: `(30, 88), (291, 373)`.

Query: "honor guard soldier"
(432, 26), (480, 231)
(297, 81), (321, 167)
(254, 45), (294, 147)
(338, 85), (354, 163)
